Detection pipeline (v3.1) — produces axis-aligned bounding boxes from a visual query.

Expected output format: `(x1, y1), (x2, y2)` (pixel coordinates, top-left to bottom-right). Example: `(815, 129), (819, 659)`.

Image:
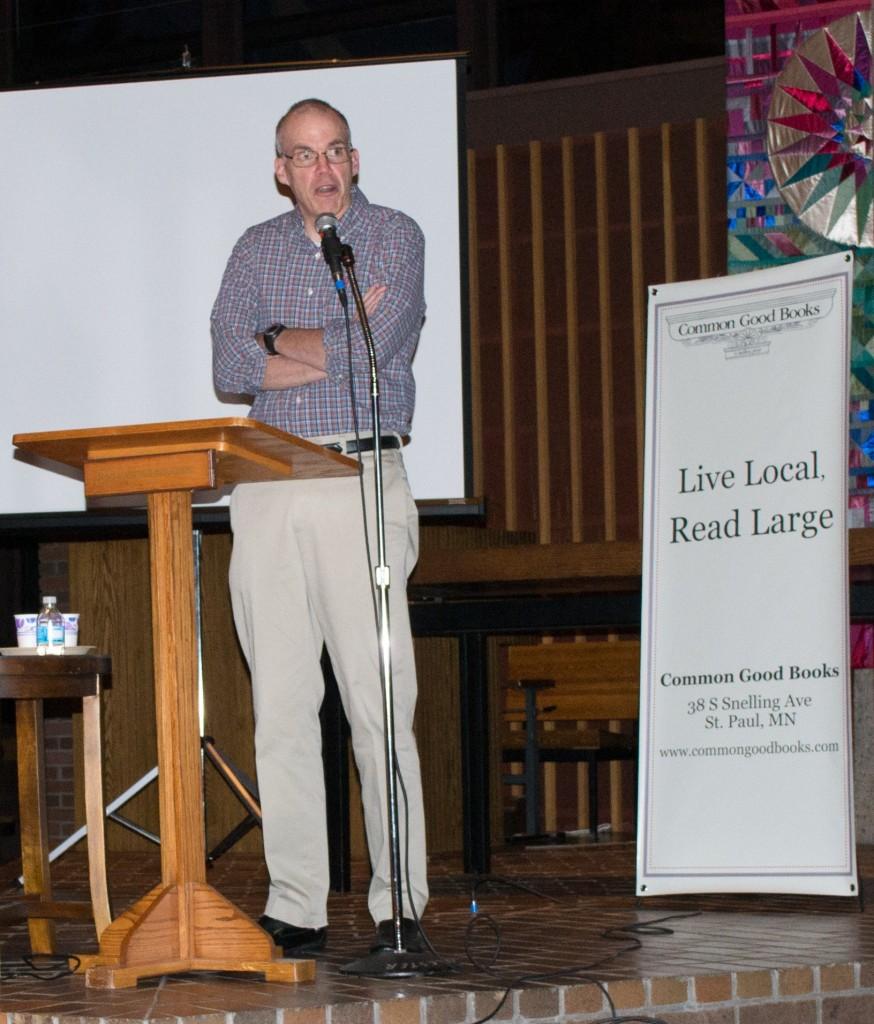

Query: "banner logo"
(665, 288), (835, 358)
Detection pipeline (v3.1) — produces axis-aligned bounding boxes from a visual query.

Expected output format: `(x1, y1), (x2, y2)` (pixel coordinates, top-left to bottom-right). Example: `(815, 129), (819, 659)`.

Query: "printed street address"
(655, 660), (842, 758)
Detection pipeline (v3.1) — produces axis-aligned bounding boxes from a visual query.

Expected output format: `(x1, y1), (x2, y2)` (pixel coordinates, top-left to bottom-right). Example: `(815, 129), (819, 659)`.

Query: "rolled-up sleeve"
(322, 211), (425, 385)
(211, 231), (269, 396)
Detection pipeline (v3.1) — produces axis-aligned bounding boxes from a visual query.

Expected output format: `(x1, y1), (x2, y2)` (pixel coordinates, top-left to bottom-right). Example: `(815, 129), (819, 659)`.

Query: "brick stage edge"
(2, 842), (874, 1023)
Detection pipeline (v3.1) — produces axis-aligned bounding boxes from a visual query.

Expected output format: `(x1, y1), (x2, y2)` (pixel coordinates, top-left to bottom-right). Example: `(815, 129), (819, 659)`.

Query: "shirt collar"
(287, 186), (369, 246)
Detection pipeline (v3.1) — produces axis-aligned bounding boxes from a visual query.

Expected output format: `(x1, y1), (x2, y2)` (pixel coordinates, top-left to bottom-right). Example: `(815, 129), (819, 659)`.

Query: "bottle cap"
(42, 596), (57, 603)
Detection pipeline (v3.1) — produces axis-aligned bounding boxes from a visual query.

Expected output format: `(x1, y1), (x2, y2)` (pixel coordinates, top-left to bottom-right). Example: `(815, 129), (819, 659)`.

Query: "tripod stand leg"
(206, 815), (259, 864)
(201, 736), (261, 821)
(20, 766), (160, 887)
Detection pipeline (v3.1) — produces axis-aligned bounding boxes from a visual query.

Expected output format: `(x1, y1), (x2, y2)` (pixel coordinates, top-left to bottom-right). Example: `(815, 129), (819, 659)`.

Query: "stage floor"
(2, 840), (874, 1022)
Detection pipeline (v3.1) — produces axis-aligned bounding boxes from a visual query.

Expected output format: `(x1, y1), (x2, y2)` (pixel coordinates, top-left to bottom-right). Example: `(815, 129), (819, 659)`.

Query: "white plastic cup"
(62, 613), (80, 648)
(15, 613), (38, 648)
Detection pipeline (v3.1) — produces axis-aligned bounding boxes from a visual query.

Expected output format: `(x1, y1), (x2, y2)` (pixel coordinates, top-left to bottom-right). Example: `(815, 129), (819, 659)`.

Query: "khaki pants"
(228, 446), (428, 928)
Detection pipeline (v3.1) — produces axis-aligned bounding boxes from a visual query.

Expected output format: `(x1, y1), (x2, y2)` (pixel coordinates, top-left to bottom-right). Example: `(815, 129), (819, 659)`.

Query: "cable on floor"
(0, 953), (80, 981)
(462, 882), (700, 1024)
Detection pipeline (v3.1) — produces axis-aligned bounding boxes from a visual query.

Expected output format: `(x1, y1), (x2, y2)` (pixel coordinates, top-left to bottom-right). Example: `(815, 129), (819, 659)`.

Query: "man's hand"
(361, 284), (386, 320)
(257, 286), (384, 390)
(258, 326), (328, 389)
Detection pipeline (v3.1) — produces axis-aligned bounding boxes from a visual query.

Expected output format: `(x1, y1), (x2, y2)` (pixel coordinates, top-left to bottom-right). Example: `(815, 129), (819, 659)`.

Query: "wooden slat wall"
(470, 115), (726, 542)
(627, 127), (646, 505)
(496, 144), (517, 529)
(562, 136), (583, 542)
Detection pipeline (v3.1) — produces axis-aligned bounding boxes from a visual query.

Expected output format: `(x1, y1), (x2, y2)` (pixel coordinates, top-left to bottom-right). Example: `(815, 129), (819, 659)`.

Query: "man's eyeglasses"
(281, 145), (353, 168)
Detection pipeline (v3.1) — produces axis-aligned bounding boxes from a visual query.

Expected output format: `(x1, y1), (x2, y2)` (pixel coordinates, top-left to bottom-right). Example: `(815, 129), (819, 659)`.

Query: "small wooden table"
(0, 653), (112, 953)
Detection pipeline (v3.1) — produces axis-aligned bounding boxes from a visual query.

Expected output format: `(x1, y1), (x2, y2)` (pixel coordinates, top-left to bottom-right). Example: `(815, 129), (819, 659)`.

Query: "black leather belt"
(322, 435), (401, 455)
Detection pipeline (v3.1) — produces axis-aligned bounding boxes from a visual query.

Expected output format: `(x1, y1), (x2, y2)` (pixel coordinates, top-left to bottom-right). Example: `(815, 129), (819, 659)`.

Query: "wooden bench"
(503, 640), (639, 838)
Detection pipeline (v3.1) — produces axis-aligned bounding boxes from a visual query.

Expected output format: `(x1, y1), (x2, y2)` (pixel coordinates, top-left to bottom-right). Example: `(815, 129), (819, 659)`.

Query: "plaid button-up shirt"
(211, 187), (425, 437)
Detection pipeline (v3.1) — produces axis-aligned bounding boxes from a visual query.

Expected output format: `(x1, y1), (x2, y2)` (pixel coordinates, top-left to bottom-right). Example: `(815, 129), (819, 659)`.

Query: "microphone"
(314, 213), (346, 297)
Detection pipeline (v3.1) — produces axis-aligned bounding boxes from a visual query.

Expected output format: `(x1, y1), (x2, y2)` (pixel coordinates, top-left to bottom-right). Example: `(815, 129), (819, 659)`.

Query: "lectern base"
(82, 880), (315, 989)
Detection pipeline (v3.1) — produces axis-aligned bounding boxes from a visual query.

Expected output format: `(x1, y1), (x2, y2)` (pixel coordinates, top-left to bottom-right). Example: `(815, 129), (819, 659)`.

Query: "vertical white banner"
(637, 252), (857, 897)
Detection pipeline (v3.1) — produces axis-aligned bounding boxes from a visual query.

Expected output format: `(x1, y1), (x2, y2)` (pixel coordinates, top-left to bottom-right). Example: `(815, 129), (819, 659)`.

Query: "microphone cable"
(0, 953), (80, 981)
(462, 907), (701, 1024)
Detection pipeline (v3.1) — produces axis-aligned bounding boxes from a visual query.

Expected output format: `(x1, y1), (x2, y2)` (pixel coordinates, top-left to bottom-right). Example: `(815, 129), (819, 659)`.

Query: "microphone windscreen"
(315, 213), (339, 236)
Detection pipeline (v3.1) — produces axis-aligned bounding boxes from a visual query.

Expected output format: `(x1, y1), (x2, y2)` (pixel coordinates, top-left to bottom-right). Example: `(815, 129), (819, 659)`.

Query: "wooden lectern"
(12, 418), (356, 989)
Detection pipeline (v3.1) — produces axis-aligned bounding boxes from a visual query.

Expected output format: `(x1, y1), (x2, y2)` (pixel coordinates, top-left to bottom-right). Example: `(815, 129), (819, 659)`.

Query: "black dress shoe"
(371, 917), (425, 953)
(258, 914), (327, 954)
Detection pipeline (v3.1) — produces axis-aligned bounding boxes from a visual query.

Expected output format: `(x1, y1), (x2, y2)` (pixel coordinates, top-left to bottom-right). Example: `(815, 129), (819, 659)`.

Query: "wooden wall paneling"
(667, 122), (711, 287)
(540, 138), (574, 546)
(661, 122), (677, 283)
(471, 149), (512, 530)
(532, 140), (564, 827)
(595, 132), (617, 544)
(637, 125), (670, 313)
(602, 130), (641, 541)
(627, 126), (646, 524)
(567, 135), (605, 542)
(530, 136), (568, 828)
(411, 637), (462, 855)
(597, 132), (627, 829)
(476, 118), (731, 547)
(614, 128), (654, 827)
(69, 539), (157, 851)
(529, 140), (552, 544)
(562, 135), (583, 543)
(695, 118), (712, 280)
(467, 148), (484, 498)
(507, 143), (539, 536)
(604, 123), (654, 825)
(496, 144), (517, 530)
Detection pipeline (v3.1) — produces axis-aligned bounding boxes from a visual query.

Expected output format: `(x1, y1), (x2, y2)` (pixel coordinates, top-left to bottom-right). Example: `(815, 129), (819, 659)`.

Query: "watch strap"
(263, 323), (285, 356)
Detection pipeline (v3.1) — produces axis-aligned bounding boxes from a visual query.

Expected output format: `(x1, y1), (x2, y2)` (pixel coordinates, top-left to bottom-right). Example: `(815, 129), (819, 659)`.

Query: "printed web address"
(659, 739), (840, 759)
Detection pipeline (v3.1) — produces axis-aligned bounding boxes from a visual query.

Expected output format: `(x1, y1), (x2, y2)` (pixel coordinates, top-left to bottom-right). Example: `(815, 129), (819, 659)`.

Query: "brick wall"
(553, 964), (874, 1022)
(285, 965), (874, 1024)
(42, 717), (76, 845)
(38, 542), (71, 611)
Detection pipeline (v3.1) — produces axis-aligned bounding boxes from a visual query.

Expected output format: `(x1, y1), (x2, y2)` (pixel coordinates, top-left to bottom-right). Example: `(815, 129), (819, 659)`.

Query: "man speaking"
(211, 97), (428, 956)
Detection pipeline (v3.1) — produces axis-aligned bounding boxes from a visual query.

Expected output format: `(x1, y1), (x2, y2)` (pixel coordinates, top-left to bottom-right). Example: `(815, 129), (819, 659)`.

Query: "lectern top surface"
(12, 417), (357, 485)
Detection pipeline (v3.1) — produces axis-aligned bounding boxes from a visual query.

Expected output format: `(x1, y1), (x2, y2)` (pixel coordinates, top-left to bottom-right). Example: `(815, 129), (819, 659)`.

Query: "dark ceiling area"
(1, 0), (726, 91)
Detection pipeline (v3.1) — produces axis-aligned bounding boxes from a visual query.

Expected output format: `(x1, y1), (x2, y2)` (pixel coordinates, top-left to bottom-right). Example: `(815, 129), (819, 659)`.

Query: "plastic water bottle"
(36, 596), (65, 655)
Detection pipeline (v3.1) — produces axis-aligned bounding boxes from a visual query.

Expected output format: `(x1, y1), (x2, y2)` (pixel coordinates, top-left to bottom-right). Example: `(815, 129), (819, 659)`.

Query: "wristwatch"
(262, 323), (285, 356)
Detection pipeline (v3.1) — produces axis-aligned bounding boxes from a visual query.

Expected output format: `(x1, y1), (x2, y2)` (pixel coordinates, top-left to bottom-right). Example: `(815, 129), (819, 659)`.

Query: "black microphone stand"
(337, 244), (447, 978)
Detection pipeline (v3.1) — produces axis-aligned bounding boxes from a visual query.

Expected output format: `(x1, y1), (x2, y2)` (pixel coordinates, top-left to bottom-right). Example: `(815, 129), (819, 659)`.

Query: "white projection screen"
(0, 57), (467, 517)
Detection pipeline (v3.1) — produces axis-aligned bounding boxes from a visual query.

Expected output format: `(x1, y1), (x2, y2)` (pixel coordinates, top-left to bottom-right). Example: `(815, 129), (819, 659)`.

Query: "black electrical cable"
(461, 897), (700, 1024)
(0, 953), (80, 981)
